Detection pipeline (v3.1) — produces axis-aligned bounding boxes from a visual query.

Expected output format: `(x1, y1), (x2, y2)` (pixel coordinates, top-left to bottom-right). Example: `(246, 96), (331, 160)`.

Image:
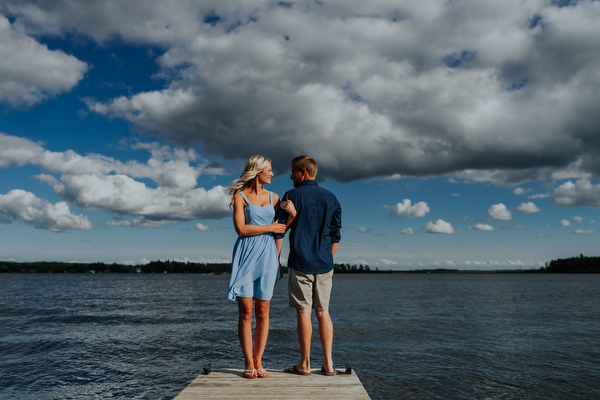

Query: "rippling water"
(1, 273), (599, 399)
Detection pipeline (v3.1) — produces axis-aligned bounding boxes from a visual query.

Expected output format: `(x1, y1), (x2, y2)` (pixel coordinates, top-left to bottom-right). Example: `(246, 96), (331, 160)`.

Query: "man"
(275, 156), (342, 376)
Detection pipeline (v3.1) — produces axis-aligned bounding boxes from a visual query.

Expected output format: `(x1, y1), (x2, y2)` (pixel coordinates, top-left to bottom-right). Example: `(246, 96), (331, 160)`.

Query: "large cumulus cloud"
(0, 133), (230, 230)
(552, 179), (600, 208)
(3, 0), (600, 184)
(0, 15), (87, 105)
(0, 189), (92, 232)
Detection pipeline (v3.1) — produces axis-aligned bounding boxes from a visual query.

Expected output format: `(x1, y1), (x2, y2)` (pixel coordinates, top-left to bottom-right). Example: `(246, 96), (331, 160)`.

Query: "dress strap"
(269, 191), (273, 205)
(239, 192), (249, 205)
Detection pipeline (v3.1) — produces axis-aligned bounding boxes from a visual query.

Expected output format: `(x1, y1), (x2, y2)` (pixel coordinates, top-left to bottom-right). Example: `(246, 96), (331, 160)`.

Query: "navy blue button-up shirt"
(276, 180), (342, 274)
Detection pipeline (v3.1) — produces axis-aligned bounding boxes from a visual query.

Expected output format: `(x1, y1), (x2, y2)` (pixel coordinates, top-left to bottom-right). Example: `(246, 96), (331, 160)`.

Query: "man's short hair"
(292, 156), (318, 177)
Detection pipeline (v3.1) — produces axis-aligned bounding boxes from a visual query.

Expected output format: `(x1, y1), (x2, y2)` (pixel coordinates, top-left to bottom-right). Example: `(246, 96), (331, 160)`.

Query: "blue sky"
(1, 0), (599, 270)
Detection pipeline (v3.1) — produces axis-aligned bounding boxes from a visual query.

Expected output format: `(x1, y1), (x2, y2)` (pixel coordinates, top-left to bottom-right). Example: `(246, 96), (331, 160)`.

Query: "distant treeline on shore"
(0, 260), (373, 274)
(543, 254), (600, 273)
(1, 255), (598, 274)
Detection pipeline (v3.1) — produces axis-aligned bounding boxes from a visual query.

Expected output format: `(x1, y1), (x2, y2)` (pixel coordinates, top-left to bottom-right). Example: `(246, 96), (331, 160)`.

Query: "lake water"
(1, 273), (599, 399)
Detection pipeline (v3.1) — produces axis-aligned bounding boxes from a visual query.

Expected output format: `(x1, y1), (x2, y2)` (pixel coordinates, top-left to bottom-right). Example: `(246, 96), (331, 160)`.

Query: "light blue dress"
(228, 192), (279, 301)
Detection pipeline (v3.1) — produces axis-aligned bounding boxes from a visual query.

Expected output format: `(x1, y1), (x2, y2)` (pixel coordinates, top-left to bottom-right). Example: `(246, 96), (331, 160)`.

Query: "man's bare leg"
(295, 309), (312, 373)
(316, 310), (334, 373)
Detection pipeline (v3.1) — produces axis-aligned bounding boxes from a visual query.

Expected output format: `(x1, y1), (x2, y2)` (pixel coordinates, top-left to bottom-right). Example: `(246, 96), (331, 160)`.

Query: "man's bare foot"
(320, 365), (336, 376)
(284, 365), (312, 375)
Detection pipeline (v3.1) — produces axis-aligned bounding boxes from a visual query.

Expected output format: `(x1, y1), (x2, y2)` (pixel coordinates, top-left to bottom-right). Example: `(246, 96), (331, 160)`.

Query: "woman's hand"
(280, 200), (296, 217)
(270, 222), (286, 234)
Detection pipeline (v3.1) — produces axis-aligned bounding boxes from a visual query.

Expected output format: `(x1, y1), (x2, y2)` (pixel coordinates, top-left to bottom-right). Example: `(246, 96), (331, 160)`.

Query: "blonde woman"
(227, 155), (296, 379)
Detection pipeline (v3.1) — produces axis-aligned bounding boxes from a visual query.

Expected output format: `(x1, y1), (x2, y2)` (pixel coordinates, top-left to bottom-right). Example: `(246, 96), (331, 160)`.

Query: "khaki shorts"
(288, 268), (333, 311)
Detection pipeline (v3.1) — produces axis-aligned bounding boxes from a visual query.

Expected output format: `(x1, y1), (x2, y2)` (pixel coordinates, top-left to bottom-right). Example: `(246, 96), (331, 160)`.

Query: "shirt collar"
(298, 179), (318, 187)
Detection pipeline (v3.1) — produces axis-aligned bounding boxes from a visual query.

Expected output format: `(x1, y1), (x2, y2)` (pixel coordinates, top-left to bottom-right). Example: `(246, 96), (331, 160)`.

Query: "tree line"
(1, 255), (598, 274)
(0, 260), (374, 274)
(0, 261), (231, 274)
(541, 254), (600, 273)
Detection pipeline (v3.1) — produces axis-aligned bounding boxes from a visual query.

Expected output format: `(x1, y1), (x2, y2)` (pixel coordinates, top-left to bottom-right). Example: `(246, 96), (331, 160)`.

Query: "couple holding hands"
(227, 155), (342, 379)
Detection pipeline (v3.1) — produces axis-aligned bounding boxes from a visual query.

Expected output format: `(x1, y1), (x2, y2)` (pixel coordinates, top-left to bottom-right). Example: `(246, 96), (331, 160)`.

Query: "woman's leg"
(253, 299), (271, 373)
(237, 297), (255, 376)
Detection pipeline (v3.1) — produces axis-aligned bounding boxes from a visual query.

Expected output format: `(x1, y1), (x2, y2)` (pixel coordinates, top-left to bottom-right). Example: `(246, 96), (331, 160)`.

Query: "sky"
(1, 0), (599, 270)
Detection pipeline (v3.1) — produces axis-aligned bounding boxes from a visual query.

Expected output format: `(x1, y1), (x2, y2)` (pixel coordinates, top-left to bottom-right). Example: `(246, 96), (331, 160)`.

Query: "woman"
(227, 155), (296, 379)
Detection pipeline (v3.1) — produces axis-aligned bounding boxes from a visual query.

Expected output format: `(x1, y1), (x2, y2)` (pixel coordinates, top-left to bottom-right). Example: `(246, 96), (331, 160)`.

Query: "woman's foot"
(243, 369), (257, 379)
(256, 368), (269, 378)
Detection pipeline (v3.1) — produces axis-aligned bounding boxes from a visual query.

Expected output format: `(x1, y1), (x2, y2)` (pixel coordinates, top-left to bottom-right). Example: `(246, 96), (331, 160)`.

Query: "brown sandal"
(321, 366), (336, 376)
(284, 365), (312, 375)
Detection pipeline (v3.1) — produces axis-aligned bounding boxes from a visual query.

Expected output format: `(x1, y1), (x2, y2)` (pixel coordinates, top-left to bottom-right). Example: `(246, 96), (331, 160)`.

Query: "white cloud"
(0, 133), (230, 225)
(425, 219), (455, 234)
(378, 174), (403, 181)
(0, 189), (92, 232)
(47, 173), (229, 223)
(488, 203), (512, 220)
(0, 132), (45, 167)
(1, 133), (219, 194)
(0, 16), (88, 106)
(463, 259), (535, 269)
(559, 215), (587, 227)
(104, 220), (136, 228)
(552, 179), (600, 208)
(357, 227), (371, 233)
(194, 223), (212, 231)
(4, 0), (595, 183)
(513, 187), (526, 195)
(140, 256), (230, 265)
(379, 259), (397, 266)
(515, 201), (541, 213)
(573, 229), (594, 235)
(401, 227), (415, 235)
(3, 0), (215, 44)
(473, 223), (494, 231)
(388, 199), (430, 218)
(529, 193), (551, 199)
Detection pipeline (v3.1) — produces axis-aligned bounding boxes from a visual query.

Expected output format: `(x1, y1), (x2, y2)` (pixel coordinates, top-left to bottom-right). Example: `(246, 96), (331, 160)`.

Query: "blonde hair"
(227, 155), (272, 208)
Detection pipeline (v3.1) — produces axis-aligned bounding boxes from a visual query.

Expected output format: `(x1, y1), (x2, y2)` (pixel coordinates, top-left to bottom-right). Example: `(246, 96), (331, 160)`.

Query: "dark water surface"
(1, 273), (599, 399)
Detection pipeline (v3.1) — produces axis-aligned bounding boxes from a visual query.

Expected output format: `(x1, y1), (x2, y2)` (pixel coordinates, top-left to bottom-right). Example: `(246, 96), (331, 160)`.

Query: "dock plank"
(173, 368), (371, 400)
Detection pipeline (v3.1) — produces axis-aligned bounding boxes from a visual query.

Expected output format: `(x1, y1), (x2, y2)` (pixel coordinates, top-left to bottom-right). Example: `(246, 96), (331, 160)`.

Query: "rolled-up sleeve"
(274, 193), (289, 240)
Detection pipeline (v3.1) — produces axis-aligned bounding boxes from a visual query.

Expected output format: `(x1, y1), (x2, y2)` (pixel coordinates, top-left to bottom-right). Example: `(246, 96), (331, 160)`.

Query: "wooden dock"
(173, 368), (371, 399)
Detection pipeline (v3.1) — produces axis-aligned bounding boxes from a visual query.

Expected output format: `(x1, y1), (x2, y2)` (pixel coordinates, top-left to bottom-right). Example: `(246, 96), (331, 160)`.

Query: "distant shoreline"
(1, 255), (599, 274)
